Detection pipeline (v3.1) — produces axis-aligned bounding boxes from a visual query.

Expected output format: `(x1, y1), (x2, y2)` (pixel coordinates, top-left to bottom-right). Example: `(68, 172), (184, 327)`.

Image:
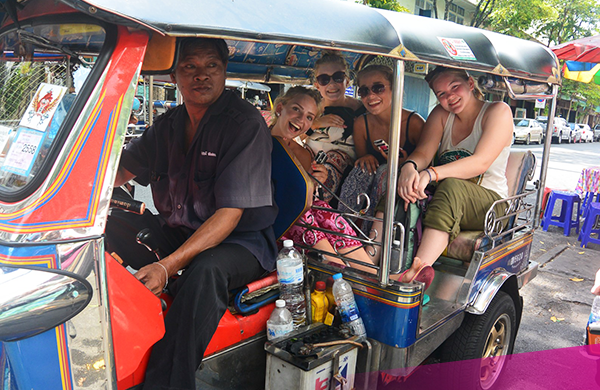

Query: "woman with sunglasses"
(304, 52), (365, 204)
(271, 86), (374, 267)
(396, 66), (513, 289)
(339, 64), (424, 227)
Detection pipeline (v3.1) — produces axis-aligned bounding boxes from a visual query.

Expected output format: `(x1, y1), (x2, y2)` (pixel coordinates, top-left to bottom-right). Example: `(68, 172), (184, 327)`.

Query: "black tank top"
(364, 111), (417, 164)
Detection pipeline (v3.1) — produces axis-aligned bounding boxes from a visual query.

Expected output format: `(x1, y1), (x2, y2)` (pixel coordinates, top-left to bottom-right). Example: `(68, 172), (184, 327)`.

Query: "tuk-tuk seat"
(205, 136), (313, 355)
(443, 150), (535, 262)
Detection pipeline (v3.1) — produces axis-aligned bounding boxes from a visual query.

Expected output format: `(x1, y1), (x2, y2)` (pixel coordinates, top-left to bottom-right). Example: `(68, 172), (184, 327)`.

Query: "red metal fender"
(205, 302), (275, 357)
(105, 253), (165, 390)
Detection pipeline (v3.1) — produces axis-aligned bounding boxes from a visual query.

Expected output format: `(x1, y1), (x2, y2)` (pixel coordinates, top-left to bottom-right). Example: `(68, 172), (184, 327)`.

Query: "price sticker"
(2, 128), (44, 177)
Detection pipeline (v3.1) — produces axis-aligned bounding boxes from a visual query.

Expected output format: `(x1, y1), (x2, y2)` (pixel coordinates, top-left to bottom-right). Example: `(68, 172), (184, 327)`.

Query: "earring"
(276, 112), (280, 117)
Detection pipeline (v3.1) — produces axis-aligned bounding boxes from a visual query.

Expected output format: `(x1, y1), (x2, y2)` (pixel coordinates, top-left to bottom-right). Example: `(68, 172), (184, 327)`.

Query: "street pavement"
(511, 141), (600, 354)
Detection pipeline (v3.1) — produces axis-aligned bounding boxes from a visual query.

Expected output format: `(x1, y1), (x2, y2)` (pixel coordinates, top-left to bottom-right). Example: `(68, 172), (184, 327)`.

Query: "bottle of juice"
(311, 281), (329, 323)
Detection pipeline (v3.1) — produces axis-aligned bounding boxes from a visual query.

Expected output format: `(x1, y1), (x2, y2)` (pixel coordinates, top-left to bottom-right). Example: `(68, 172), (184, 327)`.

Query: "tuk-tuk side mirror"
(142, 34), (177, 74)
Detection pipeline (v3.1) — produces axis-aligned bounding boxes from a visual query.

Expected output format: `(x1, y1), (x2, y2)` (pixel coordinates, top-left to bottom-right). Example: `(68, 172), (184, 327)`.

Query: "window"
(415, 0), (433, 13)
(0, 23), (106, 198)
(448, 4), (465, 25)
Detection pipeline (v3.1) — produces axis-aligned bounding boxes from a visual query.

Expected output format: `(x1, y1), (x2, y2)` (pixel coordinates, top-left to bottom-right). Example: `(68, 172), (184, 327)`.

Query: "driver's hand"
(135, 262), (168, 297)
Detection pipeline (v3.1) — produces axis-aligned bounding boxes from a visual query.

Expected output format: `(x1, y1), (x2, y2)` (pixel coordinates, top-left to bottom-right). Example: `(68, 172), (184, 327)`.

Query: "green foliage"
(536, 0), (600, 46)
(361, 0), (410, 13)
(481, 0), (554, 38)
(0, 62), (33, 119)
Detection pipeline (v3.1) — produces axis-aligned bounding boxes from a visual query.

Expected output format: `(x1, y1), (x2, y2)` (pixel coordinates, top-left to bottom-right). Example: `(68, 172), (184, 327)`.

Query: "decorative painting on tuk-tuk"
(19, 83), (67, 132)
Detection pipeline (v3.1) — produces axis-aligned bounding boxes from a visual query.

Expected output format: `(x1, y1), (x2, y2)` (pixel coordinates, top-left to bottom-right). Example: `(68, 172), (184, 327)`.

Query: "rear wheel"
(441, 291), (517, 390)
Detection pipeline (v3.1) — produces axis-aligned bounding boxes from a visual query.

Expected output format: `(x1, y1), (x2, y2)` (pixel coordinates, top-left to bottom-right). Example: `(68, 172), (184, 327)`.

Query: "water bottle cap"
(332, 273), (342, 280)
(283, 239), (293, 248)
(275, 299), (286, 308)
(315, 281), (326, 291)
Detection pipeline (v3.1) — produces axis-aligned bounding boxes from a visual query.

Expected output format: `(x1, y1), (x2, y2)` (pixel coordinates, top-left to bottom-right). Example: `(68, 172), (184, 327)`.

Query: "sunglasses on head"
(358, 83), (386, 98)
(316, 71), (346, 86)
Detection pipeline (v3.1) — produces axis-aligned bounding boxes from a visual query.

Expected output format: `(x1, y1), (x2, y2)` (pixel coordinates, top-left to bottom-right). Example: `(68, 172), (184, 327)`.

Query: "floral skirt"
(282, 200), (362, 250)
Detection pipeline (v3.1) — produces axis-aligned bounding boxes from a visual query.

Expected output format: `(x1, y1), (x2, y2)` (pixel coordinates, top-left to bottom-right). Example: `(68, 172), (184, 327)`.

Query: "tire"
(440, 291), (517, 390)
(525, 134), (530, 145)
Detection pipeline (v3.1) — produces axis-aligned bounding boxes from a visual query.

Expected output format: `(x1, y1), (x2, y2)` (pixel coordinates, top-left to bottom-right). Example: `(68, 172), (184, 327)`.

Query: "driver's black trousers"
(106, 209), (265, 390)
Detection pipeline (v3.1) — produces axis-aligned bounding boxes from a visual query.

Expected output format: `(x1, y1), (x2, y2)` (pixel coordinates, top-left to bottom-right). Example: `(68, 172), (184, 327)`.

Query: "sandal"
(399, 265), (435, 291)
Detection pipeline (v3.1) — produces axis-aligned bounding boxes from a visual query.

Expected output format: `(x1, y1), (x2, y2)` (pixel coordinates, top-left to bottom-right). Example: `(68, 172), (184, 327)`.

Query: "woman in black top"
(340, 64), (424, 226)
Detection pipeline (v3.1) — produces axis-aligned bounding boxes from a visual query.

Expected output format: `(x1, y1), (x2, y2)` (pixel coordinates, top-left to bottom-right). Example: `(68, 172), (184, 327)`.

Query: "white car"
(578, 123), (594, 142)
(513, 118), (544, 144)
(537, 116), (571, 143)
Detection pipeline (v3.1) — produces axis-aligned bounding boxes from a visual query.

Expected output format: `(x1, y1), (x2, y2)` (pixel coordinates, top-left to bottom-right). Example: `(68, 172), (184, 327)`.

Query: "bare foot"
(399, 256), (423, 283)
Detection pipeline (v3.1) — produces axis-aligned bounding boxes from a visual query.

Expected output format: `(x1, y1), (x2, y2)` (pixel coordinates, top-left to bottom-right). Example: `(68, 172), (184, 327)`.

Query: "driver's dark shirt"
(120, 90), (278, 270)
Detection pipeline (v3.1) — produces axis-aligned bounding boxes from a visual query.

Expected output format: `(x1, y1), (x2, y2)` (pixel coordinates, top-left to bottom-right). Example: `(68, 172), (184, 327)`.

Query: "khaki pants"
(423, 178), (503, 242)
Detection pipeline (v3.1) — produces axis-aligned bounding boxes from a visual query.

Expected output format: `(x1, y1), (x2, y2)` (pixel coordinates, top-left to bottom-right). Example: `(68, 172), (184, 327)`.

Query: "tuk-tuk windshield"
(0, 23), (105, 198)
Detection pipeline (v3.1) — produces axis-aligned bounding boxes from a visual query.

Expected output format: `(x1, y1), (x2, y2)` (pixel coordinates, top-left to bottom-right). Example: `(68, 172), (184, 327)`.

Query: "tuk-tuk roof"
(24, 0), (559, 84)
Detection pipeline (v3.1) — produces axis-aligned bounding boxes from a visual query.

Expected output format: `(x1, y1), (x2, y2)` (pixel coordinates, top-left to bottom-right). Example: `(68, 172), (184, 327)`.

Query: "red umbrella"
(551, 35), (600, 62)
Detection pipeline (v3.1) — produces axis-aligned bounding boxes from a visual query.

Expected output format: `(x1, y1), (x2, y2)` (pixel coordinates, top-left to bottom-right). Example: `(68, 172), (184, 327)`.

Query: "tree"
(361, 0), (410, 13)
(471, 0), (554, 39)
(536, 0), (600, 46)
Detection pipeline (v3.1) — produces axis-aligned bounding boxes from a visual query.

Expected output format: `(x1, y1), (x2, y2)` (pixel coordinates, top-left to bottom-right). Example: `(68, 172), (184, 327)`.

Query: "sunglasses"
(358, 83), (387, 98)
(316, 71), (346, 86)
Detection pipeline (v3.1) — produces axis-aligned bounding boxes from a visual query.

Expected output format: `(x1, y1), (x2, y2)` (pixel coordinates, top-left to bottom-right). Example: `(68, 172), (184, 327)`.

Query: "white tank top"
(438, 102), (510, 198)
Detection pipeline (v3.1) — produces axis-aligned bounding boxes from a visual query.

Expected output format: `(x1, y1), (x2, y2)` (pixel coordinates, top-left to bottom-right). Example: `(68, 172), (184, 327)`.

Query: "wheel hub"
(479, 313), (511, 389)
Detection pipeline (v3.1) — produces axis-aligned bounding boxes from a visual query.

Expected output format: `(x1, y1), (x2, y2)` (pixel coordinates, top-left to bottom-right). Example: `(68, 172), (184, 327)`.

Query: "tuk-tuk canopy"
(6, 0), (559, 84)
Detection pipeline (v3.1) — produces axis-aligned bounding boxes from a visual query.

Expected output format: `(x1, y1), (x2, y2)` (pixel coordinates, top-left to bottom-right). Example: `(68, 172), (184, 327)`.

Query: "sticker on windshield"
(19, 83), (67, 132)
(437, 37), (477, 61)
(2, 128), (44, 177)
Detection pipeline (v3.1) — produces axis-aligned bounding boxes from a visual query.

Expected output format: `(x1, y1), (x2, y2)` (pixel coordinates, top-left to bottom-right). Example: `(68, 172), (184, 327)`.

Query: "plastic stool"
(541, 190), (581, 236)
(581, 192), (600, 217)
(540, 187), (554, 219)
(579, 202), (600, 248)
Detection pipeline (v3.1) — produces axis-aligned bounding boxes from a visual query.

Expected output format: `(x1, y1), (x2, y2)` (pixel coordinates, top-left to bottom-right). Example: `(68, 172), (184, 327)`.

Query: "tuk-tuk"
(0, 0), (560, 389)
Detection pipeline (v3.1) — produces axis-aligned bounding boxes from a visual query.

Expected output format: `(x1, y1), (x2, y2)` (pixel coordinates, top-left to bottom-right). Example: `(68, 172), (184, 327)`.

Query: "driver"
(107, 37), (277, 390)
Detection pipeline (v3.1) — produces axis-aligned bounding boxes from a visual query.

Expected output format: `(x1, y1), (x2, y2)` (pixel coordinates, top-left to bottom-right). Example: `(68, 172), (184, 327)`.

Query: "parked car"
(569, 123), (583, 143)
(537, 116), (571, 143)
(579, 123), (594, 142)
(513, 118), (544, 144)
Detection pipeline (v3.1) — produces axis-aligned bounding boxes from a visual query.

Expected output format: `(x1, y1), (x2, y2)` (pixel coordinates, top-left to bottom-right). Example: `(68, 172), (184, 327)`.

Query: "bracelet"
(155, 262), (169, 290)
(429, 166), (439, 182)
(424, 169), (432, 183)
(401, 159), (418, 171)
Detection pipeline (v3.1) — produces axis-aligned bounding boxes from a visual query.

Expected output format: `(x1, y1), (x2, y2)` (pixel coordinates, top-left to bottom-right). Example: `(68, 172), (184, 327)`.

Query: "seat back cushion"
(271, 136), (313, 239)
(506, 150), (535, 197)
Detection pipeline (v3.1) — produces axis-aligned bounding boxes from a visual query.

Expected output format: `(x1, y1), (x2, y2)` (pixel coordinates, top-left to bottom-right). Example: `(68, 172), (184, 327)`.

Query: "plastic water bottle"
(266, 299), (293, 341)
(591, 296), (600, 324)
(332, 273), (367, 339)
(276, 240), (306, 329)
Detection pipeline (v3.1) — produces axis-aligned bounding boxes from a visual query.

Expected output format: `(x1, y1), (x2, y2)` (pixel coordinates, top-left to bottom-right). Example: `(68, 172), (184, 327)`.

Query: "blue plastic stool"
(581, 192), (600, 217)
(541, 190), (581, 236)
(579, 202), (600, 248)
